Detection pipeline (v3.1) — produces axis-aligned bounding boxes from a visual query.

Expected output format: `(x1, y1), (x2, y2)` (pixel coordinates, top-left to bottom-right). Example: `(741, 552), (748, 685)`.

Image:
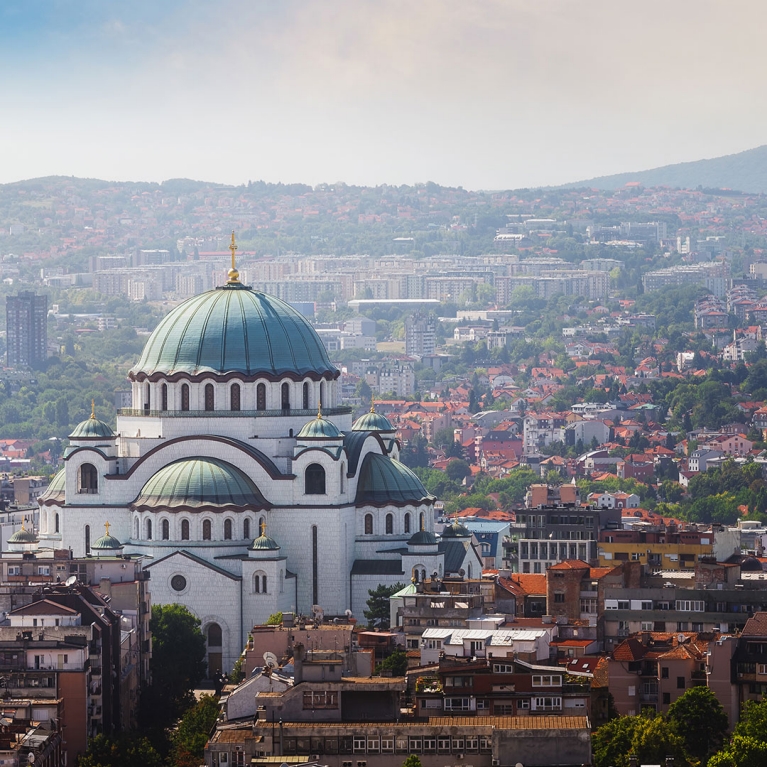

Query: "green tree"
(734, 699), (767, 741)
(402, 755), (423, 767)
(142, 604), (207, 729)
(78, 734), (163, 767)
(170, 694), (220, 767)
(265, 611), (283, 626)
(592, 714), (689, 767)
(377, 649), (408, 676)
(708, 735), (767, 767)
(364, 583), (405, 629)
(445, 458), (471, 482)
(666, 686), (728, 762)
(432, 426), (456, 449)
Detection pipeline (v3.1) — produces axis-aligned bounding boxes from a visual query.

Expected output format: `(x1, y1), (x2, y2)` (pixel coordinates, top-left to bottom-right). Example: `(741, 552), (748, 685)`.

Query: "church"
(35, 238), (482, 674)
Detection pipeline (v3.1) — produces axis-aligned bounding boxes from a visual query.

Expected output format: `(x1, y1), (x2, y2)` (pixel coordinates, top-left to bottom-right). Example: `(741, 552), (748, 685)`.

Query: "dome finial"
(227, 230), (240, 283)
(104, 520), (111, 536)
(90, 399), (96, 419)
(370, 393), (376, 414)
(318, 401), (323, 420)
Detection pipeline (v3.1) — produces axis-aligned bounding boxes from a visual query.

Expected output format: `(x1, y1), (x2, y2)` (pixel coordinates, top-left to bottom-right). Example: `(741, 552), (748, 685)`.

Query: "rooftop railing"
(118, 406), (353, 418)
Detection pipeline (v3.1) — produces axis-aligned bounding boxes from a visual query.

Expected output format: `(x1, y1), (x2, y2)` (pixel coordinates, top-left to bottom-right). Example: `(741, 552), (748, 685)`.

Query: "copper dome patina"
(355, 453), (434, 507)
(131, 284), (337, 380)
(132, 457), (270, 512)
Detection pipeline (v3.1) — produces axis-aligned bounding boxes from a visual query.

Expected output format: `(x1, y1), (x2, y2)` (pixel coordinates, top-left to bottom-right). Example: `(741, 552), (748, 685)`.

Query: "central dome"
(131, 284), (337, 379)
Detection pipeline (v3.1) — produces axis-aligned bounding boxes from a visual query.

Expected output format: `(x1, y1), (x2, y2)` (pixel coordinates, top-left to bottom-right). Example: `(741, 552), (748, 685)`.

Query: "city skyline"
(1, 1), (766, 189)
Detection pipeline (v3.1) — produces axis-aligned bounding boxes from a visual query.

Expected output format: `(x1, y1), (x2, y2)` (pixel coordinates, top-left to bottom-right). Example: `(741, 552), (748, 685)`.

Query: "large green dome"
(355, 453), (434, 507)
(132, 457), (270, 511)
(131, 284), (337, 379)
(69, 416), (115, 440)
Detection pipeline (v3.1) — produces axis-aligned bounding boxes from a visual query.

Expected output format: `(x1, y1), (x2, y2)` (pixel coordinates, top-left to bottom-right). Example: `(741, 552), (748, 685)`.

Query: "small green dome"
(39, 468), (65, 504)
(441, 519), (472, 539)
(355, 453), (434, 507)
(131, 285), (337, 379)
(408, 529), (438, 546)
(132, 457), (270, 511)
(250, 533), (280, 551)
(69, 417), (115, 440)
(92, 524), (123, 551)
(352, 408), (394, 432)
(8, 526), (37, 544)
(297, 412), (342, 439)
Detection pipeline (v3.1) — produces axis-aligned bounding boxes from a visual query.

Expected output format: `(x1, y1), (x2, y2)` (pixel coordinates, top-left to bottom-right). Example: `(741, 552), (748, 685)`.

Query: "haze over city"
(3, 0), (767, 188)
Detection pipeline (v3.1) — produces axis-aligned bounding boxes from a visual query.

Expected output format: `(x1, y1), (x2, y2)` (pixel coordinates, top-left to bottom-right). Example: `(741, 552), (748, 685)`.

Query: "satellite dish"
(263, 652), (278, 669)
(64, 576), (77, 587)
(345, 609), (353, 619)
(27, 754), (35, 764)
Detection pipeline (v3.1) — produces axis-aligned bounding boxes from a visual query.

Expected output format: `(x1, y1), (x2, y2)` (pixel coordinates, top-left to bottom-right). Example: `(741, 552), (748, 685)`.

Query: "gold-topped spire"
(370, 393), (375, 414)
(317, 401), (323, 420)
(90, 399), (96, 419)
(104, 521), (111, 536)
(227, 230), (240, 283)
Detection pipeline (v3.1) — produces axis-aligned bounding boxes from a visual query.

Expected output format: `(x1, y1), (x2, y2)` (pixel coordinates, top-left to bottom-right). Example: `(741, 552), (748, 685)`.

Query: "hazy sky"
(1, 0), (765, 189)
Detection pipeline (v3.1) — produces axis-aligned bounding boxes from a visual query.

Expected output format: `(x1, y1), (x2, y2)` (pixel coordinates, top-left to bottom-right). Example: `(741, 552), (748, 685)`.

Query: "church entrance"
(206, 623), (223, 678)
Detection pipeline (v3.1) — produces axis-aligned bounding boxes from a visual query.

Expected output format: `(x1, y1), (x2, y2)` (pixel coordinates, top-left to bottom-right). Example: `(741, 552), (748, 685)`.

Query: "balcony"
(118, 406), (352, 419)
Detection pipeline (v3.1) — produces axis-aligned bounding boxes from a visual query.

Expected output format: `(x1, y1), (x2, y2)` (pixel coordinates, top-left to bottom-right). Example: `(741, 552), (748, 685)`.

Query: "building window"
(144, 383), (150, 412)
(404, 513), (411, 533)
(262, 574), (267, 593)
(254, 573), (261, 593)
(205, 383), (215, 411)
(55, 513), (59, 534)
(320, 381), (325, 407)
(161, 383), (168, 411)
(340, 463), (345, 493)
(243, 518), (251, 540)
(181, 384), (190, 411)
(281, 382), (290, 411)
(305, 463), (326, 494)
(134, 517), (139, 538)
(162, 519), (169, 540)
(224, 519), (233, 540)
(554, 592), (565, 603)
(364, 514), (373, 535)
(419, 512), (425, 530)
(312, 525), (318, 606)
(203, 520), (212, 540)
(85, 525), (90, 555)
(145, 519), (152, 540)
(208, 623), (222, 647)
(677, 677), (685, 690)
(79, 463), (98, 493)
(181, 519), (190, 540)
(385, 513), (393, 534)
(257, 383), (266, 411)
(303, 382), (310, 410)
(230, 383), (241, 412)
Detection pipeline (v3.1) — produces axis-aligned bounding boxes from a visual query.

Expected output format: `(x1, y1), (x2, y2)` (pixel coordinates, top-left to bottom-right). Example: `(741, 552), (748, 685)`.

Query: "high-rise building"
(6, 291), (47, 367)
(405, 311), (435, 357)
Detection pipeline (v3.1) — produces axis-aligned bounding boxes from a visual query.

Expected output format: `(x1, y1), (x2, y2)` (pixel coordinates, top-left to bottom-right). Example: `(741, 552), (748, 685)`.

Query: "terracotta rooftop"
(742, 612), (767, 637)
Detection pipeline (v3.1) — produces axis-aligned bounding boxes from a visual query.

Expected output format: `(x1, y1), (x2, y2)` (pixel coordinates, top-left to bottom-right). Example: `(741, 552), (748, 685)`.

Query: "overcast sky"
(1, 0), (765, 189)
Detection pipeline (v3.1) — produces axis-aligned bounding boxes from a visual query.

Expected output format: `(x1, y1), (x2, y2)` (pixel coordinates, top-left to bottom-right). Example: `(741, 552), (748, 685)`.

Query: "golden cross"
(105, 521), (111, 536)
(90, 399), (96, 419)
(318, 401), (323, 419)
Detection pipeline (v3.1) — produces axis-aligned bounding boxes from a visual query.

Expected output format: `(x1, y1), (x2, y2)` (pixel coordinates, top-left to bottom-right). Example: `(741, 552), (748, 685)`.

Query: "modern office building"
(6, 291), (47, 368)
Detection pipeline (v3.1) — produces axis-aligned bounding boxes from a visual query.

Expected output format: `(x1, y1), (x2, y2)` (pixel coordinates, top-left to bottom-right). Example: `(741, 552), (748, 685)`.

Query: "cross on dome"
(227, 230), (240, 283)
(104, 521), (111, 536)
(90, 399), (96, 419)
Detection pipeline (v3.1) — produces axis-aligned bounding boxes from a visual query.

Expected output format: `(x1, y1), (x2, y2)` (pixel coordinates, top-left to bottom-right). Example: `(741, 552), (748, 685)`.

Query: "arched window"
(202, 519), (212, 540)
(161, 383), (168, 411)
(421, 568), (426, 582)
(230, 383), (241, 411)
(134, 517), (139, 539)
(55, 513), (59, 534)
(162, 519), (169, 540)
(281, 382), (290, 411)
(340, 463), (345, 493)
(262, 574), (268, 593)
(181, 519), (190, 540)
(253, 573), (261, 593)
(181, 384), (190, 411)
(320, 381), (325, 407)
(145, 519), (152, 540)
(467, 563), (472, 579)
(305, 464), (326, 495)
(280, 569), (284, 593)
(404, 513), (411, 534)
(259, 517), (265, 536)
(386, 513), (393, 534)
(204, 383), (215, 411)
(85, 525), (91, 555)
(243, 518), (251, 540)
(419, 512), (425, 531)
(207, 623), (222, 647)
(257, 383), (266, 411)
(303, 382), (310, 410)
(144, 383), (150, 413)
(79, 463), (98, 494)
(412, 566), (420, 582)
(224, 519), (233, 540)
(364, 514), (373, 535)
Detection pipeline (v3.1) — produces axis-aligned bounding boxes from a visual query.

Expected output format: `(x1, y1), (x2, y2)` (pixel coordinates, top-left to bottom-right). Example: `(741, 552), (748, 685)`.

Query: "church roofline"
(143, 549), (242, 581)
(128, 369), (341, 384)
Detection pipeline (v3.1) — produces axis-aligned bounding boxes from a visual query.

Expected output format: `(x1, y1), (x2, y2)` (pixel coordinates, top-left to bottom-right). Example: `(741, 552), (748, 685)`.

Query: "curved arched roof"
(131, 284), (337, 380)
(132, 457), (271, 512)
(355, 453), (434, 507)
(39, 469), (65, 505)
(69, 417), (115, 440)
(352, 410), (395, 432)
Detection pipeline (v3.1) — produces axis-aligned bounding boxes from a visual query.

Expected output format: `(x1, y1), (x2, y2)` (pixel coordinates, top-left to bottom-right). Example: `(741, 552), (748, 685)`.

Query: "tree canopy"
(666, 686), (729, 762)
(364, 582), (405, 629)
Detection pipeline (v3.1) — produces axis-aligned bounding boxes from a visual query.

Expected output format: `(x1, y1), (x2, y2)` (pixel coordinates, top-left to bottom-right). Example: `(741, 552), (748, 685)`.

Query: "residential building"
(405, 312), (436, 357)
(6, 292), (47, 368)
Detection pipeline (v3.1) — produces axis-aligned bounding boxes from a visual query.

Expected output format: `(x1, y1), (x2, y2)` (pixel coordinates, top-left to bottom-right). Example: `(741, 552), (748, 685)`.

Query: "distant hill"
(561, 145), (767, 194)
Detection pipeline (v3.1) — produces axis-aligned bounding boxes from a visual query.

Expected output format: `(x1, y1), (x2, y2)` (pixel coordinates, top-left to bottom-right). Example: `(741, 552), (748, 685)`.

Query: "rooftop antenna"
(263, 651), (278, 669)
(227, 230), (240, 284)
(64, 575), (77, 587)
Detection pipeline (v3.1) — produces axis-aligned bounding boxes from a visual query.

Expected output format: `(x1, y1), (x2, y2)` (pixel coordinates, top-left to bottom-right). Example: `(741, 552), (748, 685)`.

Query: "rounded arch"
(204, 383), (215, 411)
(202, 519), (212, 541)
(230, 383), (241, 411)
(364, 513), (373, 535)
(134, 516), (139, 539)
(281, 381), (290, 411)
(161, 383), (168, 411)
(145, 518), (152, 540)
(305, 463), (326, 495)
(54, 513), (60, 534)
(404, 512), (411, 534)
(303, 381), (310, 410)
(320, 381), (325, 407)
(253, 570), (268, 594)
(161, 518), (170, 540)
(181, 383), (190, 411)
(85, 525), (91, 555)
(181, 518), (190, 540)
(419, 512), (425, 531)
(204, 621), (224, 678)
(385, 513), (393, 534)
(256, 382), (266, 411)
(224, 518), (233, 540)
(79, 463), (98, 494)
(243, 517), (251, 540)
(467, 563), (473, 579)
